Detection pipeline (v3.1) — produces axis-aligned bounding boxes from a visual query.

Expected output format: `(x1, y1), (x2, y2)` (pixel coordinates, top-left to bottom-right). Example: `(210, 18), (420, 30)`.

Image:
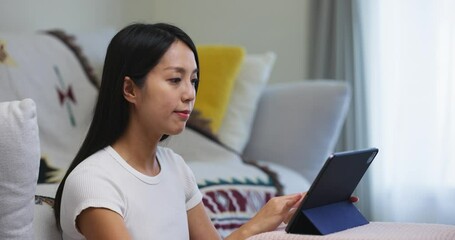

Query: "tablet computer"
(285, 148), (378, 235)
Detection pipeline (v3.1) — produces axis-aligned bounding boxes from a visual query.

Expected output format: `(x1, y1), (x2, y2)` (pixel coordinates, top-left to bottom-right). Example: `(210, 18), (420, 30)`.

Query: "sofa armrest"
(243, 80), (351, 182)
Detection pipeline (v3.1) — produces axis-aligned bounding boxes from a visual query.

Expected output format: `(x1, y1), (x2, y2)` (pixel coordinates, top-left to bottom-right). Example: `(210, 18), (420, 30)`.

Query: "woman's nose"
(182, 80), (196, 102)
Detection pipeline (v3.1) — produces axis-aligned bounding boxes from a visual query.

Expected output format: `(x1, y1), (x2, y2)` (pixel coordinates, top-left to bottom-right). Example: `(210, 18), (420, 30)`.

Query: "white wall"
(0, 0), (126, 33)
(0, 0), (312, 82)
(146, 0), (313, 83)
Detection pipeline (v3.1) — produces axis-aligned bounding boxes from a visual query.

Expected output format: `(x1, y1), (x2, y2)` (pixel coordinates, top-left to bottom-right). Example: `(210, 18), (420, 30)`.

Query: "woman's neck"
(112, 123), (162, 176)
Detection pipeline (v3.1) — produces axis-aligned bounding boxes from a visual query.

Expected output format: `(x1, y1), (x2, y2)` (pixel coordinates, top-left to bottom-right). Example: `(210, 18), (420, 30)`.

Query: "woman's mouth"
(174, 110), (191, 120)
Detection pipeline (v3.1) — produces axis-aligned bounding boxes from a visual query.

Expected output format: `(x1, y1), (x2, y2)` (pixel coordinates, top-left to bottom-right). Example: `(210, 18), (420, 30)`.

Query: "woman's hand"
(226, 193), (305, 240)
(226, 193), (359, 240)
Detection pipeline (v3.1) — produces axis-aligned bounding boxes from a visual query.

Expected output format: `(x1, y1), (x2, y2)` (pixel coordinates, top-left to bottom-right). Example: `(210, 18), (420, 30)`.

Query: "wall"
(0, 0), (312, 83)
(0, 0), (126, 33)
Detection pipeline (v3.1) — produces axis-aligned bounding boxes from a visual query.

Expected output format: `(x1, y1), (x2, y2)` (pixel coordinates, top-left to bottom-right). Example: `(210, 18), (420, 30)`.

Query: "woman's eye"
(169, 78), (181, 84)
(191, 78), (199, 86)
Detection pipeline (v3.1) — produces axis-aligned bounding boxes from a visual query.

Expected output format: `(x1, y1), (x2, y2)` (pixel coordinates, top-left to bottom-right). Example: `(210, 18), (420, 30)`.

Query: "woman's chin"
(166, 125), (186, 136)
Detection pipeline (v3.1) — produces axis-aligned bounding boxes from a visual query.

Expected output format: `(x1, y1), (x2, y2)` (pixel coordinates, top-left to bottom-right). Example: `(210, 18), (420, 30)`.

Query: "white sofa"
(2, 29), (455, 240)
(0, 30), (350, 239)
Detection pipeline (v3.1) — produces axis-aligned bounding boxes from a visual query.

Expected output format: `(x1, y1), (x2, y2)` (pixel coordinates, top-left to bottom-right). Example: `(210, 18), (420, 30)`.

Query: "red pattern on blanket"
(201, 186), (276, 237)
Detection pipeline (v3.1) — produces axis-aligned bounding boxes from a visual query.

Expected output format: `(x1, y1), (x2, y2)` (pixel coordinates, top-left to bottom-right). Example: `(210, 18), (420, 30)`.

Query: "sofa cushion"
(194, 45), (245, 133)
(218, 52), (276, 153)
(0, 99), (40, 239)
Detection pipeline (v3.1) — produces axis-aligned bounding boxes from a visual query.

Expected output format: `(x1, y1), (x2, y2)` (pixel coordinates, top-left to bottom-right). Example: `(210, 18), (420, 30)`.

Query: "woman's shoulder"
(67, 147), (114, 179)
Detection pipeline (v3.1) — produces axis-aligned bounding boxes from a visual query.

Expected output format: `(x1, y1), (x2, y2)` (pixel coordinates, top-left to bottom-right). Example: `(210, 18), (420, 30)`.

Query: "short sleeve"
(182, 162), (203, 210)
(60, 163), (125, 238)
(161, 147), (202, 211)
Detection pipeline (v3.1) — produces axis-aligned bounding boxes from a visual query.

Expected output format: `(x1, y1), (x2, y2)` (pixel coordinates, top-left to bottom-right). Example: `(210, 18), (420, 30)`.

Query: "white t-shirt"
(60, 146), (202, 239)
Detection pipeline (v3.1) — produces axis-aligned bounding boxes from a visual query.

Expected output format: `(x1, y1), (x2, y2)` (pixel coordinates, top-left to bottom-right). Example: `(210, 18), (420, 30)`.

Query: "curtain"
(308, 0), (372, 218)
(363, 0), (455, 223)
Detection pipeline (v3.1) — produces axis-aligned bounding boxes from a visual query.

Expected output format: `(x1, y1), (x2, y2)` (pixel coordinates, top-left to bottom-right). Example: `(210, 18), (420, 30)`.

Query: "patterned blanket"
(0, 31), (98, 183)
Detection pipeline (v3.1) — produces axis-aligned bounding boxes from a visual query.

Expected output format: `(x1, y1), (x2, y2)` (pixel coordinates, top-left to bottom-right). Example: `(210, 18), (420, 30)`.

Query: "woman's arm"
(77, 207), (132, 240)
(187, 202), (222, 240)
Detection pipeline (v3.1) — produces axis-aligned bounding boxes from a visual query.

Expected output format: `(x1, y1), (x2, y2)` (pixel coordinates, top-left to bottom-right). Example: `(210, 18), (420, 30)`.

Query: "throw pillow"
(194, 45), (245, 133)
(218, 52), (276, 153)
(0, 99), (40, 239)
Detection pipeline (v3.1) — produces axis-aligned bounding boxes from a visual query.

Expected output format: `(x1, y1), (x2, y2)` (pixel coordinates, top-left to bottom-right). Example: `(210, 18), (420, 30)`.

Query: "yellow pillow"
(195, 45), (245, 133)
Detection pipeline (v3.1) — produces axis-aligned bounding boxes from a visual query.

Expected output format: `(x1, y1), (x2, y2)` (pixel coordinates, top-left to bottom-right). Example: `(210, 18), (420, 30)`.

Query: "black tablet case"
(285, 148), (378, 235)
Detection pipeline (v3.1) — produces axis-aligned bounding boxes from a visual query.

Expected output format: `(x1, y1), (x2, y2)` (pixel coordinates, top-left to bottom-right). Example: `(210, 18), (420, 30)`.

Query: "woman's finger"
(350, 196), (359, 203)
(284, 192), (305, 209)
(283, 208), (297, 224)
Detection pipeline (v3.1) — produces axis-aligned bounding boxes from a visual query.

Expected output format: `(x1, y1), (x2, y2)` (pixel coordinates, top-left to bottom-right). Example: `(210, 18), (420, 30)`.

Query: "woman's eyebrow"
(164, 66), (198, 75)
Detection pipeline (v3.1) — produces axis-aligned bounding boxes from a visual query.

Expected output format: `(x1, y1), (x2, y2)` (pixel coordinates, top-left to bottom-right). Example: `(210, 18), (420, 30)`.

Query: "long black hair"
(54, 23), (199, 229)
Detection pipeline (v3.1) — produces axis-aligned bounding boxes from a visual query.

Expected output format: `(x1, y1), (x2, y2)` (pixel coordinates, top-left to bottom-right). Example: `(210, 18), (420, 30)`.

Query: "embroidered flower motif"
(54, 65), (77, 127)
(56, 85), (76, 105)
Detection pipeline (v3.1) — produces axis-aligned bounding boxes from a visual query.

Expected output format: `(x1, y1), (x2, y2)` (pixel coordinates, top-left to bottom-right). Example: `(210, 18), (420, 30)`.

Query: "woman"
(54, 23), (304, 239)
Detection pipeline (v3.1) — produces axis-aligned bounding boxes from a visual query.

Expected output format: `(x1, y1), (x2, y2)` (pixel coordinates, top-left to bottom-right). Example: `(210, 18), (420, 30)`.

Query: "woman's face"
(133, 40), (198, 138)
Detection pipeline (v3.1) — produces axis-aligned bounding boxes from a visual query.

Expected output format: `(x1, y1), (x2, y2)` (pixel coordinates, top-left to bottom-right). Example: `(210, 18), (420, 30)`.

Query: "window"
(363, 0), (455, 223)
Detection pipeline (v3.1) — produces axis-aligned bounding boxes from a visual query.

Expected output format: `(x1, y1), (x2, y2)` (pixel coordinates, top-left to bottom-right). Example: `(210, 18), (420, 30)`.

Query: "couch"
(3, 30), (453, 240)
(0, 29), (350, 239)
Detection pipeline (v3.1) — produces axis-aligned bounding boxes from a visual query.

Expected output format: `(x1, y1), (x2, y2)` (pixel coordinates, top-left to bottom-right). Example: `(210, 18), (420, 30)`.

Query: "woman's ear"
(123, 76), (137, 103)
